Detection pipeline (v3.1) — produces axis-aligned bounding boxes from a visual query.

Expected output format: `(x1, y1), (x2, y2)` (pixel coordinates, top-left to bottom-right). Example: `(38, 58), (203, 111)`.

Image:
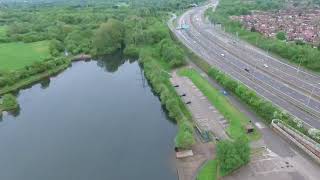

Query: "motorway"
(169, 0), (320, 128)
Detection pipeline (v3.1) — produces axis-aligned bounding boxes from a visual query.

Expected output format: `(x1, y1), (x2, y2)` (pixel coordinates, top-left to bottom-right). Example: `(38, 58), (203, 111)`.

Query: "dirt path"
(176, 142), (215, 180)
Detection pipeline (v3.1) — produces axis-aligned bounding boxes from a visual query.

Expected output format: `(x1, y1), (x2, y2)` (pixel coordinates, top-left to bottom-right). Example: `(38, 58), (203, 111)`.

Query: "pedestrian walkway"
(170, 71), (229, 140)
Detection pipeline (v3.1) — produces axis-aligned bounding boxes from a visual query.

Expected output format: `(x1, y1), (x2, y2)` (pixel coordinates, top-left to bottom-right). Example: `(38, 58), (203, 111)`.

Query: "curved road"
(169, 0), (320, 128)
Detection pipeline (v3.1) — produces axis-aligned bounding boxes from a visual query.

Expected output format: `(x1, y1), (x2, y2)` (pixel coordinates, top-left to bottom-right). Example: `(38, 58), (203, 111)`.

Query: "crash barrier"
(271, 119), (320, 164)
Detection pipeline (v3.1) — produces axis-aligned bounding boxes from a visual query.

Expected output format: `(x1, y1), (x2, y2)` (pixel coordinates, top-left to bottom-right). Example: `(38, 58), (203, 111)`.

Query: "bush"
(123, 45), (140, 58)
(1, 94), (18, 110)
(217, 137), (250, 176)
(175, 121), (196, 149)
(49, 39), (65, 56)
(308, 128), (320, 140)
(276, 31), (286, 40)
(175, 128), (195, 150)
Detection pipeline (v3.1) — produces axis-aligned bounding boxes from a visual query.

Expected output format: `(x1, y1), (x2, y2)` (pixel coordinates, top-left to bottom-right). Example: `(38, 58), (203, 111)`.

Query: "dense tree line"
(140, 47), (194, 149)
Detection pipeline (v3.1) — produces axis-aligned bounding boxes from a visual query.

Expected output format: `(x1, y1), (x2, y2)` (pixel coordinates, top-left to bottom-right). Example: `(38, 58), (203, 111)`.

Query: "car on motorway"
(263, 64), (269, 68)
(244, 68), (250, 72)
(221, 53), (225, 57)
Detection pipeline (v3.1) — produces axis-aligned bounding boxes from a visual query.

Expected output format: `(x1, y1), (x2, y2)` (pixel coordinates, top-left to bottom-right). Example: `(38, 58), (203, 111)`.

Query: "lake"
(0, 54), (177, 180)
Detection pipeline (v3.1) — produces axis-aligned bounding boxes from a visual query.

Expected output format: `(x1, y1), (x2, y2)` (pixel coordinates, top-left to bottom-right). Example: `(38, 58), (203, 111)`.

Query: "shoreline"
(0, 62), (71, 96)
(0, 53), (94, 96)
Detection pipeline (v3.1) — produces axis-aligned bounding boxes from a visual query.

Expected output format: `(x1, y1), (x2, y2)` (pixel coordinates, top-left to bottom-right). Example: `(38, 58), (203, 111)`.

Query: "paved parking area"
(224, 147), (308, 180)
(176, 142), (215, 180)
(170, 72), (228, 140)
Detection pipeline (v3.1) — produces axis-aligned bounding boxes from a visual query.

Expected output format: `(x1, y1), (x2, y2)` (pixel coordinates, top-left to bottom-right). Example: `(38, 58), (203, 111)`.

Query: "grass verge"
(196, 159), (218, 180)
(179, 68), (260, 141)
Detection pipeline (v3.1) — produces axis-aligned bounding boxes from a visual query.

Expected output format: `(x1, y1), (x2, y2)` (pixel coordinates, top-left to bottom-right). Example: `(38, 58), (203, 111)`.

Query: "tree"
(234, 137), (250, 164)
(250, 26), (256, 32)
(276, 31), (286, 40)
(217, 140), (243, 175)
(216, 137), (250, 176)
(175, 128), (195, 150)
(92, 19), (125, 55)
(49, 39), (64, 56)
(1, 94), (18, 110)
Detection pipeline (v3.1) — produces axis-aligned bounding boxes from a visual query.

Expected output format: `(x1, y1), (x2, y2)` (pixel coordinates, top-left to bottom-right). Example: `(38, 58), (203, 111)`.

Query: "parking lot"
(170, 71), (229, 140)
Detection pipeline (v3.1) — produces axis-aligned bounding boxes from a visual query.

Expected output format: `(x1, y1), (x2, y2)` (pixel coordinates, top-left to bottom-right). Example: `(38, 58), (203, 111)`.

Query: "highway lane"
(193, 9), (320, 96)
(186, 7), (320, 115)
(170, 19), (320, 128)
(169, 1), (320, 128)
(186, 13), (320, 115)
(195, 17), (320, 101)
(195, 10), (320, 87)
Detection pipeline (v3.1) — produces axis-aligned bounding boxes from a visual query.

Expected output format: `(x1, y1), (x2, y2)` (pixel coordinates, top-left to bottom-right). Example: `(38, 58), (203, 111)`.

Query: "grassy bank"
(179, 68), (260, 141)
(0, 41), (50, 70)
(196, 160), (218, 180)
(0, 60), (70, 96)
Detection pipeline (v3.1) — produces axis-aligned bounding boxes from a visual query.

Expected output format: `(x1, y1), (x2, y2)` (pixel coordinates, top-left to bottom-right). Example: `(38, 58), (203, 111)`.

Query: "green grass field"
(0, 26), (6, 38)
(196, 160), (218, 180)
(179, 68), (261, 141)
(0, 41), (50, 70)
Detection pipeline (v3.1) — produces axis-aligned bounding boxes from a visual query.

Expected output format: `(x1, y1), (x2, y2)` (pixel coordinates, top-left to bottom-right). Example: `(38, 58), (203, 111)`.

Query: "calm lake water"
(0, 54), (177, 180)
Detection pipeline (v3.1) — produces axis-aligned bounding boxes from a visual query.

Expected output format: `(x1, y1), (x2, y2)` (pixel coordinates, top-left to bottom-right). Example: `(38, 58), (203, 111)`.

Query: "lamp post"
(297, 58), (302, 75)
(307, 83), (320, 106)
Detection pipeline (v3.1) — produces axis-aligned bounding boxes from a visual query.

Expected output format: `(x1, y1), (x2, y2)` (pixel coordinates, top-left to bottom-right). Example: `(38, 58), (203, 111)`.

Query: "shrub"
(308, 128), (320, 140)
(1, 94), (18, 110)
(217, 137), (250, 176)
(123, 45), (140, 58)
(175, 123), (196, 150)
(276, 31), (286, 40)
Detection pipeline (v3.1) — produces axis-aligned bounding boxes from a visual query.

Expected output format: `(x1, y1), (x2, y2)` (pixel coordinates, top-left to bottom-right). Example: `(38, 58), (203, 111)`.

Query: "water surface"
(0, 55), (177, 180)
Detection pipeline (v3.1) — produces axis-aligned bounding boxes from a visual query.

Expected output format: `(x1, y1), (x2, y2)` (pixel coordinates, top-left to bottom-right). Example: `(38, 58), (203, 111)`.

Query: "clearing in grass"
(0, 41), (50, 70)
(179, 68), (260, 141)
